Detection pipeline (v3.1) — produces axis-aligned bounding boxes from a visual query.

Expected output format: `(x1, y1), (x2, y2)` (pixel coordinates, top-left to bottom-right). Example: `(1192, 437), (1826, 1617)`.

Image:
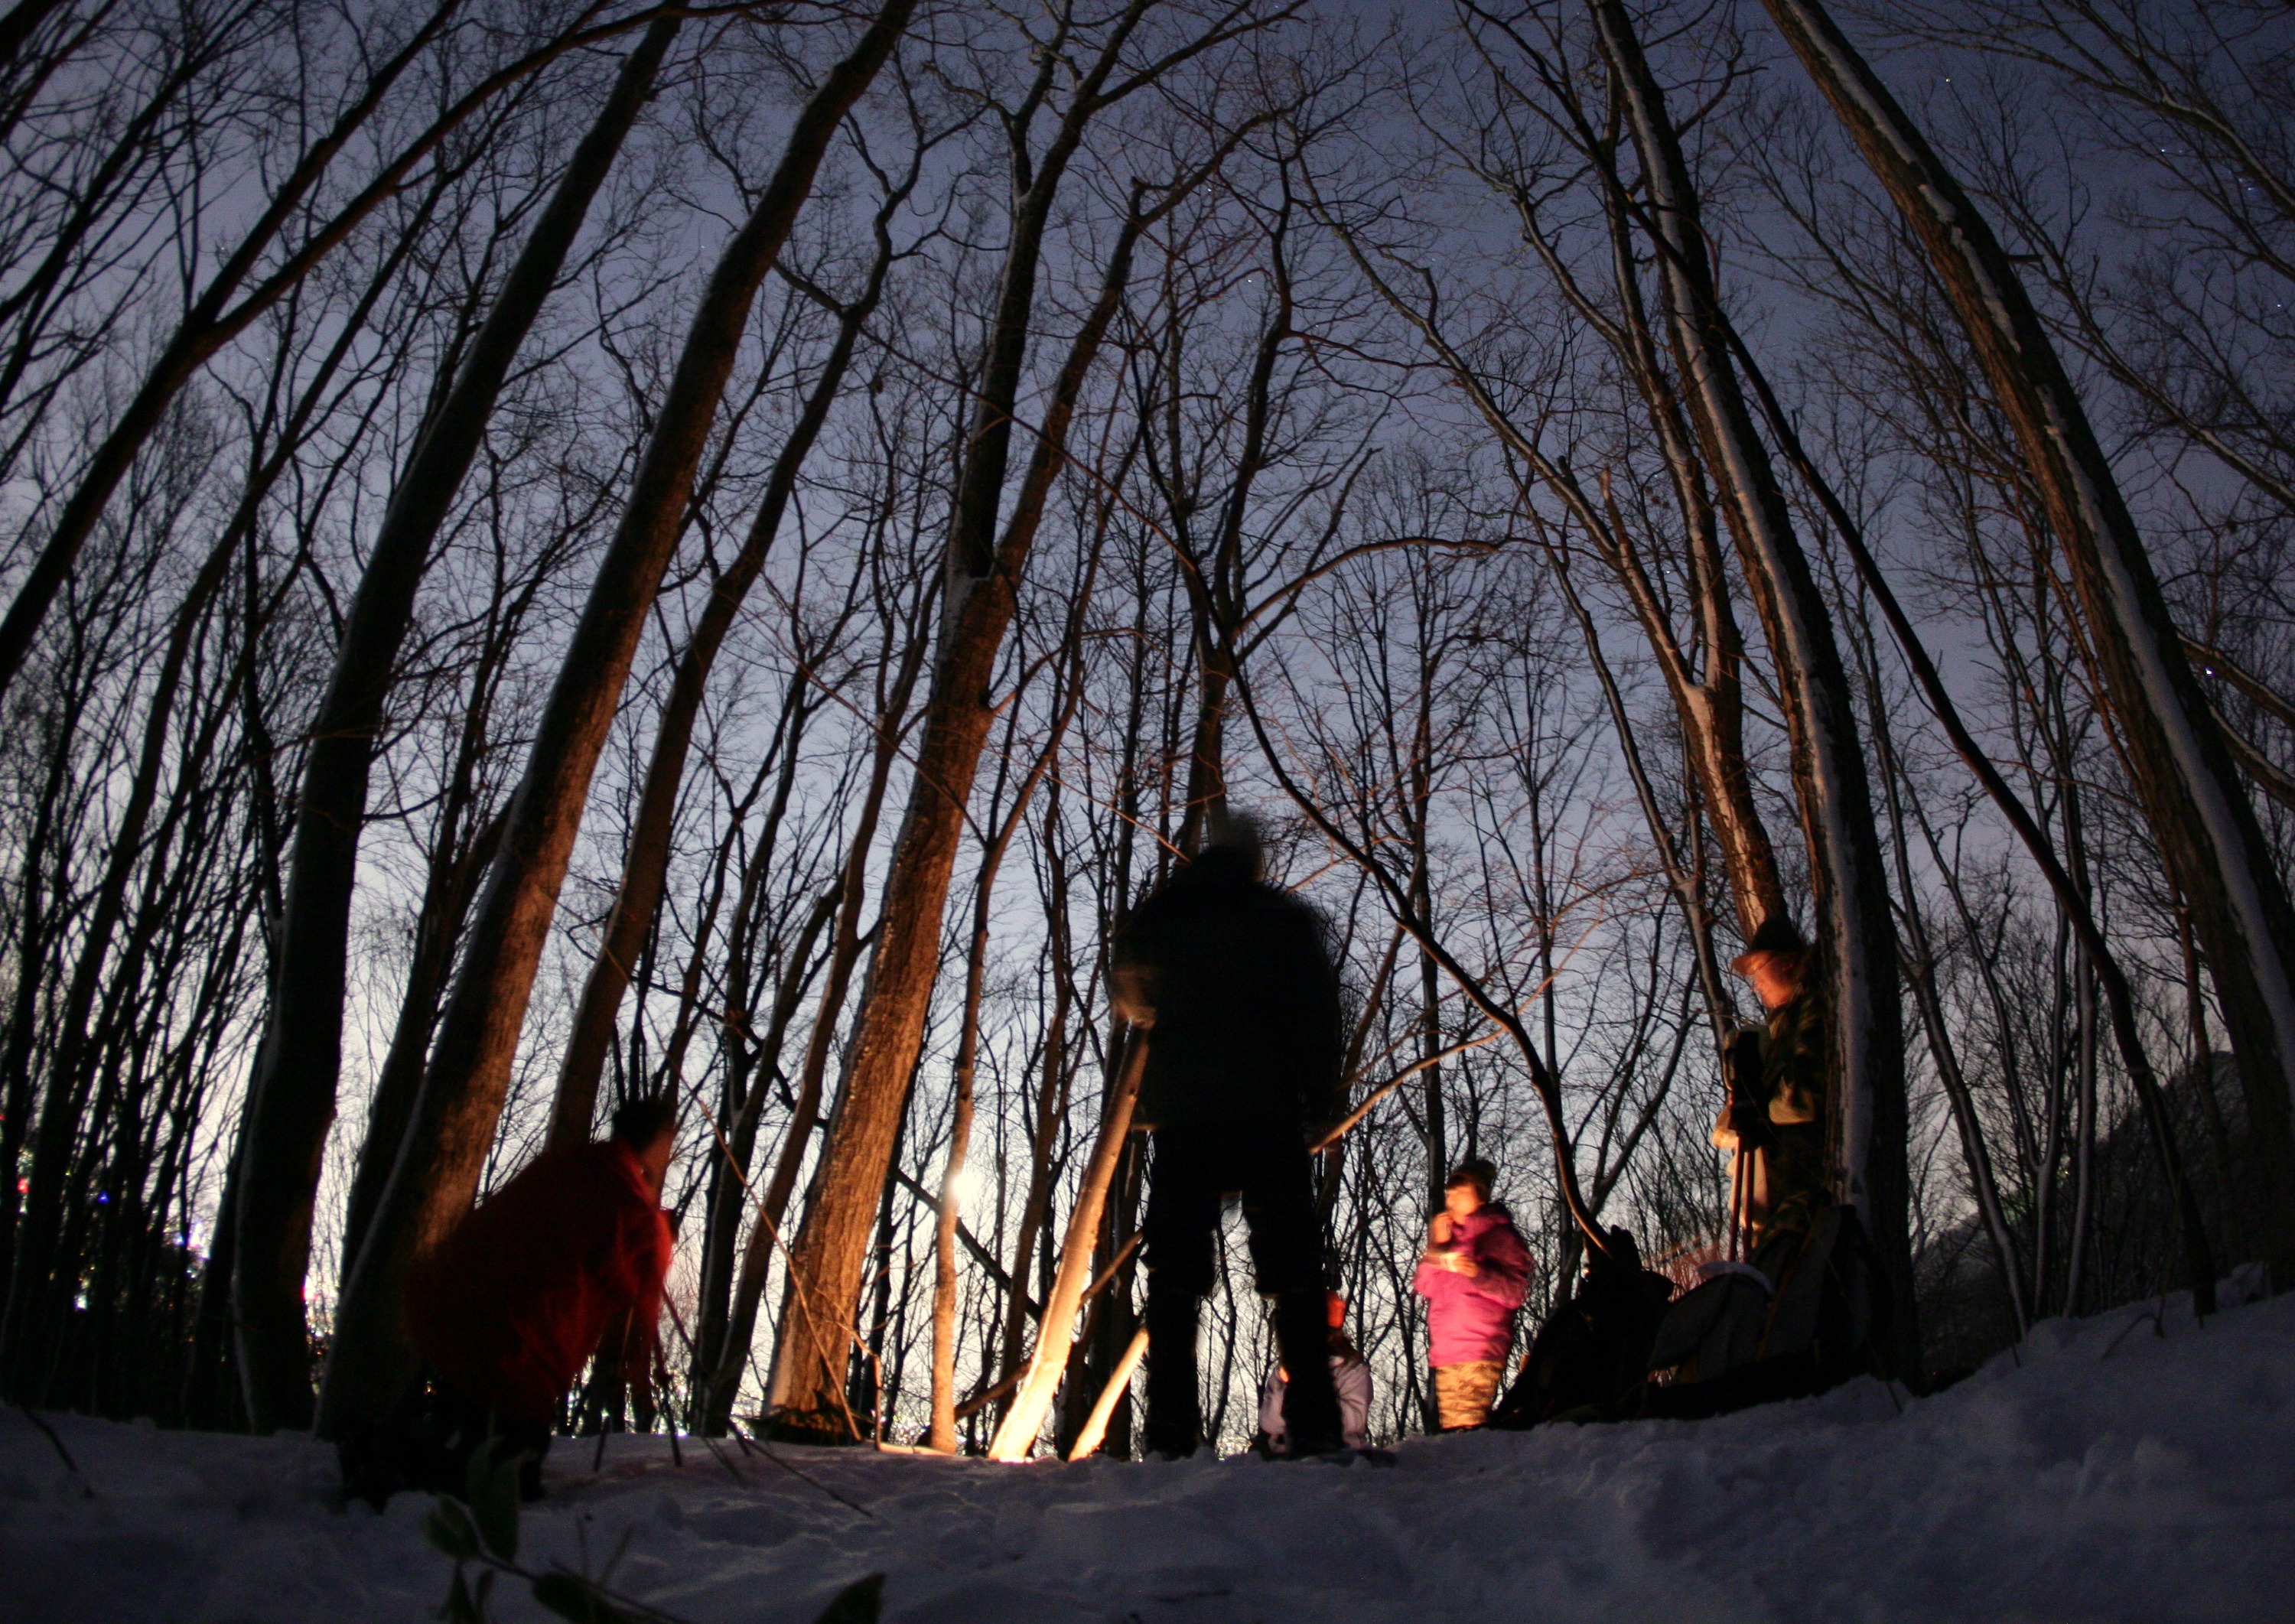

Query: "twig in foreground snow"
(733, 1419), (875, 1519)
(15, 1404), (92, 1498)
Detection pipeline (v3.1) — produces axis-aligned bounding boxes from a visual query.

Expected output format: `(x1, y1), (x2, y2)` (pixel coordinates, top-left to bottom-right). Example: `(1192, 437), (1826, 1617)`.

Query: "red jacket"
(403, 1140), (672, 1426)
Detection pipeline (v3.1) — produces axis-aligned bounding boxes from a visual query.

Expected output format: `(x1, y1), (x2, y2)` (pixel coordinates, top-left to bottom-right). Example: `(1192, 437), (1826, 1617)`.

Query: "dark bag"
(1493, 1232), (1676, 1428)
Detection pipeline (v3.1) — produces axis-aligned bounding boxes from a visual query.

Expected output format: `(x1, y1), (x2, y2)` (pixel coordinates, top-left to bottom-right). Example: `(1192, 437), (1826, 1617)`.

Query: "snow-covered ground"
(5, 1287), (2293, 1623)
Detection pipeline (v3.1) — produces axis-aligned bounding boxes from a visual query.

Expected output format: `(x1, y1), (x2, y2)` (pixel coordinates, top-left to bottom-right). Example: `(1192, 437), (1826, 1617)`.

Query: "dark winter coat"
(1109, 850), (1345, 1134)
(1755, 990), (1831, 1225)
(403, 1140), (672, 1426)
(1413, 1203), (1533, 1366)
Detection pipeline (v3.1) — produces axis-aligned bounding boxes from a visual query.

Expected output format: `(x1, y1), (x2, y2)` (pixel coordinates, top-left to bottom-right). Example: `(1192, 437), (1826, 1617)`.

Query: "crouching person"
(341, 1095), (676, 1505)
(1255, 1290), (1372, 1455)
(1414, 1159), (1531, 1431)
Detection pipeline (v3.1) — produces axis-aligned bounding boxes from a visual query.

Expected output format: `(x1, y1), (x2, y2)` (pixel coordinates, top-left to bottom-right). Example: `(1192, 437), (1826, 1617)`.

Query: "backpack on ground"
(1640, 1199), (1886, 1419)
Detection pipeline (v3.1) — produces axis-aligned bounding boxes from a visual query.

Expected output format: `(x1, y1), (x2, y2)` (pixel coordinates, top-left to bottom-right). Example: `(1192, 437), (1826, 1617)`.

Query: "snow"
(6, 1288), (2293, 1622)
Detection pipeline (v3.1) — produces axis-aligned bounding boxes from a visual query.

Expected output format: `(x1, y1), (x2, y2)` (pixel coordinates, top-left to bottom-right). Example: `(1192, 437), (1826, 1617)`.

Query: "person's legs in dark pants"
(1141, 1129), (1220, 1457)
(337, 1374), (431, 1508)
(430, 1383), (554, 1500)
(1239, 1133), (1343, 1455)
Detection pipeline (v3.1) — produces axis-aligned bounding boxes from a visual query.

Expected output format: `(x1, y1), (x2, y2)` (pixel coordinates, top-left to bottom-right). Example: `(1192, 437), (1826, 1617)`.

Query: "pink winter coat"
(1413, 1204), (1532, 1367)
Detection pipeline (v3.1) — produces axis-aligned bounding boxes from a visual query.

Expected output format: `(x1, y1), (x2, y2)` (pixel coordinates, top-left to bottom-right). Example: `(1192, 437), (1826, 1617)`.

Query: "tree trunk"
(314, 1), (911, 1440)
(764, 177), (1164, 1435)
(1752, 350), (2221, 1314)
(988, 1037), (1146, 1460)
(1761, 0), (2295, 1286)
(700, 612), (930, 1434)
(547, 190), (900, 1149)
(229, 15), (681, 1433)
(1590, 0), (1913, 1372)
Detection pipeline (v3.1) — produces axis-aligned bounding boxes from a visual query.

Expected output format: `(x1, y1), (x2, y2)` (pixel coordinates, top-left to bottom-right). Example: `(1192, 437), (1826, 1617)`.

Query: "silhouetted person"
(1495, 1225), (1673, 1427)
(340, 1095), (675, 1505)
(1112, 817), (1348, 1459)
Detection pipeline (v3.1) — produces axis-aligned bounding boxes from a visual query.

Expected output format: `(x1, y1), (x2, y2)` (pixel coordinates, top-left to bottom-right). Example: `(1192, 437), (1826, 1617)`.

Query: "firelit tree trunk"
(699, 656), (918, 1435)
(229, 15), (682, 1434)
(988, 1037), (1147, 1460)
(1589, 0), (1912, 1365)
(314, 1), (913, 1441)
(546, 181), (904, 1150)
(760, 0), (1203, 1434)
(929, 579), (1094, 1449)
(1761, 0), (2295, 1286)
(764, 179), (1164, 1437)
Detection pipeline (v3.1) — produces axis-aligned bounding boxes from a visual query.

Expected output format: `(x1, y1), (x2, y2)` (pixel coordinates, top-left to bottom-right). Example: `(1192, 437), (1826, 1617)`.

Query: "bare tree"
(316, 0), (915, 1439)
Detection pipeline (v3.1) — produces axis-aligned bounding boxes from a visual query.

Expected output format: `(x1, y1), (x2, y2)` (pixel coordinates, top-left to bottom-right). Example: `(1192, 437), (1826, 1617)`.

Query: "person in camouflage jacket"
(1712, 916), (1831, 1242)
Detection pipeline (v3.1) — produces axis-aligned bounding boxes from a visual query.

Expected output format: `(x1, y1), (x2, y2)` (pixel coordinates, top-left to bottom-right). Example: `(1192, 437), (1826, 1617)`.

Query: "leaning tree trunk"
(227, 15), (682, 1434)
(1760, 0), (2295, 1287)
(545, 203), (897, 1150)
(763, 188), (1161, 1437)
(0, 0), (645, 703)
(988, 1037), (1146, 1460)
(1590, 0), (1913, 1371)
(313, 1), (913, 1441)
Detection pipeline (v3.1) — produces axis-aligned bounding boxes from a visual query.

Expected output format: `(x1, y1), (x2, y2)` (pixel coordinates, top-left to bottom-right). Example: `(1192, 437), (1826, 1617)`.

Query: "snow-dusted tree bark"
(1760, 0), (2295, 1285)
(1588, 0), (1913, 1365)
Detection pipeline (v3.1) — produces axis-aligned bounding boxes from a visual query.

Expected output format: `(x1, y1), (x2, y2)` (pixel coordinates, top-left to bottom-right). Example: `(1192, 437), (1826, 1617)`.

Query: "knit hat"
(1734, 915), (1808, 965)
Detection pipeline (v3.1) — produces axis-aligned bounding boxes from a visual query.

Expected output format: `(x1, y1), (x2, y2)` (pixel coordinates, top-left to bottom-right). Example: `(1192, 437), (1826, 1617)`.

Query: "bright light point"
(950, 1162), (986, 1206)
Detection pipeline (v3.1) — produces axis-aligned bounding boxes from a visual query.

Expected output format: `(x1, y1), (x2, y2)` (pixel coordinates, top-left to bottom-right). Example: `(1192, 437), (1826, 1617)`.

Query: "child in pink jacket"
(1414, 1158), (1532, 1430)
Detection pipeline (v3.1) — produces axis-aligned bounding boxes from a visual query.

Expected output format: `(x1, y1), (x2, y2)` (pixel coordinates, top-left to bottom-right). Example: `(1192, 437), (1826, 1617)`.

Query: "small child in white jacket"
(1256, 1290), (1372, 1452)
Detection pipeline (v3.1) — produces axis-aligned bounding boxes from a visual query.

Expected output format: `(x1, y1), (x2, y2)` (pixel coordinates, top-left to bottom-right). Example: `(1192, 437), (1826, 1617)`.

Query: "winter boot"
(1270, 1288), (1345, 1457)
(1141, 1280), (1204, 1458)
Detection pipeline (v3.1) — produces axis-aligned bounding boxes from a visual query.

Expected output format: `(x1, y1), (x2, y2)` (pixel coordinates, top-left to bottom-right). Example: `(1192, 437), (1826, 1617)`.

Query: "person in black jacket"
(1112, 815), (1347, 1459)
